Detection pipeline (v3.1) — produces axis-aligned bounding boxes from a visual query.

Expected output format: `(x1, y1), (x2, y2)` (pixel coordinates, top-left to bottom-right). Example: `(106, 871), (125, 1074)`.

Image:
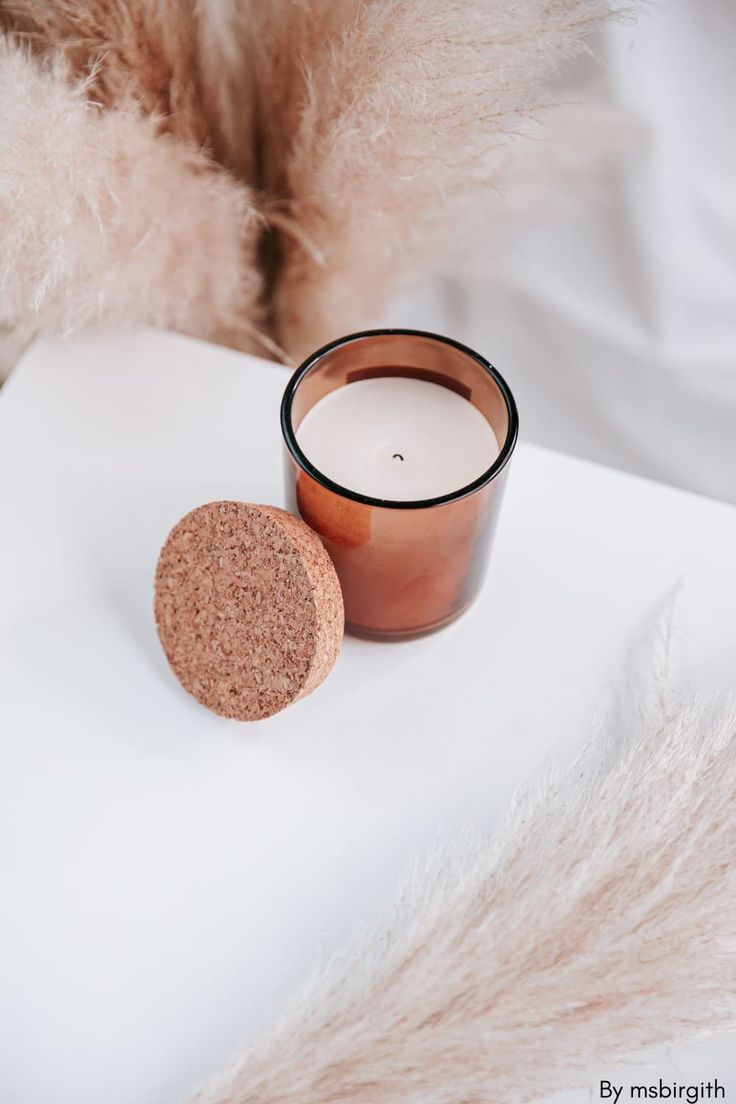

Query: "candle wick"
(392, 453), (405, 462)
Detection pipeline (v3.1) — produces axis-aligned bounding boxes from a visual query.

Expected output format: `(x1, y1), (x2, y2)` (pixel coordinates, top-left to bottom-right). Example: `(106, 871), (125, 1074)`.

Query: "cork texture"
(154, 502), (344, 721)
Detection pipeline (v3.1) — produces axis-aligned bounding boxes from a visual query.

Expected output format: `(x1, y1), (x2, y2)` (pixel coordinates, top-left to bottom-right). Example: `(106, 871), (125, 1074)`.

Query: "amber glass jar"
(281, 330), (518, 640)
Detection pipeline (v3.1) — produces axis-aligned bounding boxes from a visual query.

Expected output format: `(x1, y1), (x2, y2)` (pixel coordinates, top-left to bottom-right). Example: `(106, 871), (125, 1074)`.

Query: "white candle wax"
(296, 376), (499, 501)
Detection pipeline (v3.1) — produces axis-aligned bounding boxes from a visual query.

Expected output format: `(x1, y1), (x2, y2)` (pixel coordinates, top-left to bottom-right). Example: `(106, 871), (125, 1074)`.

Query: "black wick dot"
(392, 453), (405, 461)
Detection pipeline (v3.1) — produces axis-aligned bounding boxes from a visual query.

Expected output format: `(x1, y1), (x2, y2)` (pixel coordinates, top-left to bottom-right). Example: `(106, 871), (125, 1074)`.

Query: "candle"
(281, 330), (518, 639)
(296, 377), (499, 502)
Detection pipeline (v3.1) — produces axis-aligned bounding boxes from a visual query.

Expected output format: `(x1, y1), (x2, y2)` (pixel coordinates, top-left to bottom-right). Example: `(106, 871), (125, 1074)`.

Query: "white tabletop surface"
(1, 329), (735, 1104)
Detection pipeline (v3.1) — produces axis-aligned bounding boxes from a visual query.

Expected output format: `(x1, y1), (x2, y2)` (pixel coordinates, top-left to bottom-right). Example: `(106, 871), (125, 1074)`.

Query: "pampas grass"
(192, 689), (736, 1104)
(0, 0), (213, 145)
(0, 37), (262, 352)
(270, 0), (630, 357)
(0, 0), (632, 367)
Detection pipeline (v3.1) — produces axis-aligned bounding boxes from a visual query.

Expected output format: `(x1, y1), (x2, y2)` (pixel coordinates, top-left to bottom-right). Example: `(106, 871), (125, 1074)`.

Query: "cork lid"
(154, 502), (344, 721)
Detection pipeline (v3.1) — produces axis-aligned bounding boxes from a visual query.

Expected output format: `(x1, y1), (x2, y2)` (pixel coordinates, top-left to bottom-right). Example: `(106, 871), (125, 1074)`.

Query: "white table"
(1, 329), (735, 1104)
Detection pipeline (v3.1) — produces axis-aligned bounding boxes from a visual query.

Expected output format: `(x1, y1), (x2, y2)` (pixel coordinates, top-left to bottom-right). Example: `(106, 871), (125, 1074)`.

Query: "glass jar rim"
(280, 327), (519, 510)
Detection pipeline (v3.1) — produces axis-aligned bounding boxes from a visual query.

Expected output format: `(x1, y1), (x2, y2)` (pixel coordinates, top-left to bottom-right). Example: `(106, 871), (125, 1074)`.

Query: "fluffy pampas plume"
(0, 36), (263, 355)
(266, 0), (631, 357)
(192, 692), (736, 1104)
(0, 0), (632, 370)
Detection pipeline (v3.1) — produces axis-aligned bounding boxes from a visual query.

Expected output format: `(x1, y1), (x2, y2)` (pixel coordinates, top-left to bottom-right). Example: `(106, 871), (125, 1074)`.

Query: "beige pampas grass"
(270, 0), (630, 358)
(192, 691), (736, 1104)
(0, 0), (213, 144)
(0, 0), (632, 368)
(0, 38), (262, 352)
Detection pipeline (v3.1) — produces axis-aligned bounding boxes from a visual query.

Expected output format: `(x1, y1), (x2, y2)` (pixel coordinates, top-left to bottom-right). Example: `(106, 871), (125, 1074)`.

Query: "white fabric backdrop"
(387, 0), (736, 503)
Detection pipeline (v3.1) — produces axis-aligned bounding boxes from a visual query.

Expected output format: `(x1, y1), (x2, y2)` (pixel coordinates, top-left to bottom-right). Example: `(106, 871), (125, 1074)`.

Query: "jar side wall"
(284, 454), (512, 639)
(282, 329), (518, 639)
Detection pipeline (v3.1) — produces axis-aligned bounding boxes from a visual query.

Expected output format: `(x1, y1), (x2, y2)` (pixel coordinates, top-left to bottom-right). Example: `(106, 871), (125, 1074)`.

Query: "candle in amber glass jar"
(281, 329), (518, 640)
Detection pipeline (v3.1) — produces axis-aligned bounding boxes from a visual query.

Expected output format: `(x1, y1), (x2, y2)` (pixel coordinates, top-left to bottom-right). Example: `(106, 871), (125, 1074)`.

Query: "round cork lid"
(154, 502), (344, 721)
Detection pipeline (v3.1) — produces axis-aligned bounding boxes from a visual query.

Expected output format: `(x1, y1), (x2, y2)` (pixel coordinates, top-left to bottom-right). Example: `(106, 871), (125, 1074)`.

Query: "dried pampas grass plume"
(0, 0), (635, 369)
(0, 0), (213, 145)
(0, 38), (262, 353)
(271, 0), (632, 357)
(192, 691), (736, 1104)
